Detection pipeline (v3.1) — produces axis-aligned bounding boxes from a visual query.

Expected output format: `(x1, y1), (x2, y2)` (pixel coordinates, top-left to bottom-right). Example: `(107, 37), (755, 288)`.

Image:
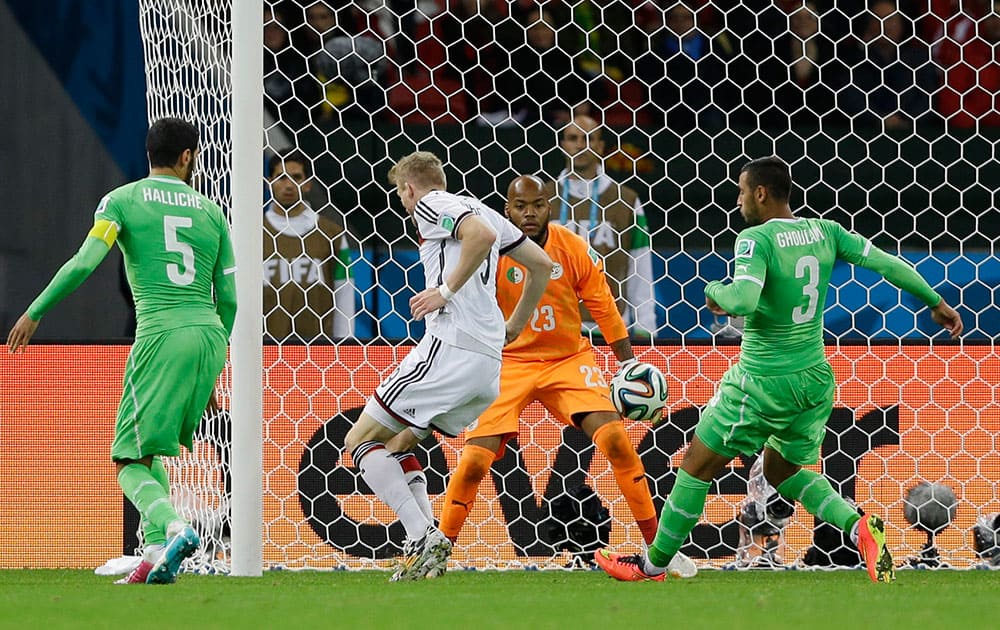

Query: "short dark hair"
(269, 150), (312, 178)
(146, 117), (199, 168)
(740, 156), (791, 201)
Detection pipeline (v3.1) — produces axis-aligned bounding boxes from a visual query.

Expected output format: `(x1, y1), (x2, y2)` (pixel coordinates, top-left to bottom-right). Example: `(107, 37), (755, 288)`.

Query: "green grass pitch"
(2, 569), (998, 629)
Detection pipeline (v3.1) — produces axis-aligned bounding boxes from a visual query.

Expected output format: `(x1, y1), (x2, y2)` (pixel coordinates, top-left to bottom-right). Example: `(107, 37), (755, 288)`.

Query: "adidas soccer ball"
(610, 362), (668, 423)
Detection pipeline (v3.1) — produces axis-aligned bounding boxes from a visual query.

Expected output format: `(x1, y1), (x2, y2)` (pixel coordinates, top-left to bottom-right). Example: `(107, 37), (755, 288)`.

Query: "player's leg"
(351, 337), (500, 580)
(440, 358), (530, 542)
(580, 412), (658, 545)
(346, 414), (433, 546)
(110, 331), (197, 583)
(764, 363), (893, 583)
(765, 448), (863, 532)
(388, 451), (433, 523)
(581, 411), (696, 577)
(115, 456), (172, 584)
(595, 436), (731, 581)
(767, 444), (892, 582)
(144, 326), (226, 583)
(113, 454), (165, 584)
(595, 364), (761, 581)
(439, 436), (503, 541)
(540, 350), (659, 545)
(398, 348), (501, 579)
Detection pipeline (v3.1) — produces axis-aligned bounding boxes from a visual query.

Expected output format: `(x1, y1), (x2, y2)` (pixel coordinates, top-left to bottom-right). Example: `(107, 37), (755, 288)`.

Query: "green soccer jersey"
(95, 175), (236, 337)
(705, 217), (941, 374)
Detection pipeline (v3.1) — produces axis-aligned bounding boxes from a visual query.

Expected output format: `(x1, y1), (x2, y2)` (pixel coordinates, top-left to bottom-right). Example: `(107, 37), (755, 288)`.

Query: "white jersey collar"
(557, 166), (611, 198)
(265, 201), (319, 237)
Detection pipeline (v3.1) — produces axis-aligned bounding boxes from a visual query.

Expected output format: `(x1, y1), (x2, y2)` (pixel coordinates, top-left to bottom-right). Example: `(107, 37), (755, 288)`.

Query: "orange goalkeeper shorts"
(464, 348), (617, 459)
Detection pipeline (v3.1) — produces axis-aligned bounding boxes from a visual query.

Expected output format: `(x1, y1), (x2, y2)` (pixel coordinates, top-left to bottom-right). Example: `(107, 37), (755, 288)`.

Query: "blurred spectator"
(542, 0), (637, 106)
(930, 0), (1000, 127)
(771, 2), (848, 129)
(637, 2), (736, 131)
(717, 1), (794, 127)
(264, 151), (356, 341)
(839, 1), (939, 129)
(496, 8), (589, 126)
(435, 0), (514, 121)
(294, 2), (388, 127)
(264, 4), (315, 132)
(543, 115), (659, 337)
(387, 0), (418, 77)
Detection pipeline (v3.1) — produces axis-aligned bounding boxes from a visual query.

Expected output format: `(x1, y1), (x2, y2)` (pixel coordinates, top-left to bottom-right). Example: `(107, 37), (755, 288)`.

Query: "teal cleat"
(146, 526), (200, 584)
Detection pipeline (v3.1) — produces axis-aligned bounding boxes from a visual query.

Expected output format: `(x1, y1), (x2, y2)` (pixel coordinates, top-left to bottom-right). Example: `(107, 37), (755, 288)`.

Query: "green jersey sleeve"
(93, 192), (124, 227)
(704, 232), (769, 316)
(833, 224), (941, 307)
(211, 207), (237, 336)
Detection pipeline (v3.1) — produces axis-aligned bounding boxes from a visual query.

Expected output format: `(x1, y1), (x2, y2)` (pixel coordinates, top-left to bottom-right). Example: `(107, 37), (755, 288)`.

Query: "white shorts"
(364, 335), (501, 439)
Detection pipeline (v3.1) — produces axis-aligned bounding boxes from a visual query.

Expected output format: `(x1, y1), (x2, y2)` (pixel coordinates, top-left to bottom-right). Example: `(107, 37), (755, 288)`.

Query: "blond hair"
(388, 151), (447, 190)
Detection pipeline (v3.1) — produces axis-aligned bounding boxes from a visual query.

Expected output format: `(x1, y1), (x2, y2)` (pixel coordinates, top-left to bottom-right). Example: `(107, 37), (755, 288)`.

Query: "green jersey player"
(6, 118), (237, 585)
(595, 156), (962, 584)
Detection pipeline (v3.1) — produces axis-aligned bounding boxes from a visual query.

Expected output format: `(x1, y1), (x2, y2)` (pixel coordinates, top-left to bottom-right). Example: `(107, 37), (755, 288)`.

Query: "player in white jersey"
(344, 151), (553, 581)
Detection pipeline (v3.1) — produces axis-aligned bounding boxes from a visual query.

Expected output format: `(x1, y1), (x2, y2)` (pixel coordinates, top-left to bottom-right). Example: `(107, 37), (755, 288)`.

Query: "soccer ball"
(610, 362), (668, 423)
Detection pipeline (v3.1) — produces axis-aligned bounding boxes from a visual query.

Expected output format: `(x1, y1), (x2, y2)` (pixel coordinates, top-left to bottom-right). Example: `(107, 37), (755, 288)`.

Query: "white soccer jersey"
(414, 190), (526, 359)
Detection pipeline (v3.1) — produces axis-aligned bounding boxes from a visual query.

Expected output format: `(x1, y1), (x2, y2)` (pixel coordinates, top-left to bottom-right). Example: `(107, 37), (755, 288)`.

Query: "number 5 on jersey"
(164, 215), (195, 286)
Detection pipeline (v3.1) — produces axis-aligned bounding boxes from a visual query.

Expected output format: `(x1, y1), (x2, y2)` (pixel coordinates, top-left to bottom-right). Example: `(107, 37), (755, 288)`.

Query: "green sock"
(777, 468), (861, 533)
(140, 458), (171, 546)
(648, 469), (710, 568)
(150, 457), (170, 492)
(118, 462), (181, 537)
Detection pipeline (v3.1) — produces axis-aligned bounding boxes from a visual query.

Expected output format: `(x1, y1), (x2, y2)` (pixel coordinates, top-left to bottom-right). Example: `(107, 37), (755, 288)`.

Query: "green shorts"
(110, 325), (227, 461)
(694, 361), (835, 466)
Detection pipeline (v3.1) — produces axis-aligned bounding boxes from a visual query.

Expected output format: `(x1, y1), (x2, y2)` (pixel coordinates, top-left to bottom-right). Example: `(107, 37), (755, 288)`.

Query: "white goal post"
(229, 0), (265, 578)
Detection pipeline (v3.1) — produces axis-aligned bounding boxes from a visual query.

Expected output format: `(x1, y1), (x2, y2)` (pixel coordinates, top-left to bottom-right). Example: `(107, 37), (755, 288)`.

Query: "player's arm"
(704, 279), (762, 317)
(6, 220), (117, 353)
(503, 238), (554, 344)
(411, 214), (497, 321)
(704, 236), (766, 317)
(212, 216), (238, 337)
(836, 226), (963, 338)
(575, 240), (630, 353)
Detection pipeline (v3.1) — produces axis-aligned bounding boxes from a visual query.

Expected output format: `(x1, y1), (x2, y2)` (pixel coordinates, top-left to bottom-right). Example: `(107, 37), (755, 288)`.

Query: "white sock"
(358, 446), (431, 540)
(392, 452), (434, 523)
(405, 469), (434, 523)
(142, 544), (165, 563)
(643, 554), (666, 576)
(166, 519), (188, 539)
(850, 519), (861, 546)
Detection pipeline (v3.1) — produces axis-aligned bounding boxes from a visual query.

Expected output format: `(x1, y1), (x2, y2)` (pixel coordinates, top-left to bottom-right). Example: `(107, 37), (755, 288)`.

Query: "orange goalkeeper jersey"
(498, 223), (628, 360)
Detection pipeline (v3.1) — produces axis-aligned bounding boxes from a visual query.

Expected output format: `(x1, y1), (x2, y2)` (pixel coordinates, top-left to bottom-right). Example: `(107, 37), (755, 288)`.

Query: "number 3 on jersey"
(792, 255), (819, 324)
(164, 215), (195, 286)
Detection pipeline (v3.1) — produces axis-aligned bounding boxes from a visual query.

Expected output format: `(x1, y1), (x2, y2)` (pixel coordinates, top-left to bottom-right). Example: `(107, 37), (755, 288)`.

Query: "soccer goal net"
(138, 0), (1000, 573)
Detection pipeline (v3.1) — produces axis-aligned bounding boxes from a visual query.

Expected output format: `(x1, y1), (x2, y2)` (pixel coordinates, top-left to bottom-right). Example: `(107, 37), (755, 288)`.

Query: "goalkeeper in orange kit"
(439, 175), (694, 576)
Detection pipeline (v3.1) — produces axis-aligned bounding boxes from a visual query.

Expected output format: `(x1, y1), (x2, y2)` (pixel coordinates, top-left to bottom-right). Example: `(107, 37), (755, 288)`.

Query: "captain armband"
(87, 219), (120, 248)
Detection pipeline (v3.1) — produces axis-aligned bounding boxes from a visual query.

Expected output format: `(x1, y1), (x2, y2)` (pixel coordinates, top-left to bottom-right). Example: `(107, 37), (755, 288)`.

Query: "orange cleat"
(594, 549), (665, 582)
(856, 515), (895, 583)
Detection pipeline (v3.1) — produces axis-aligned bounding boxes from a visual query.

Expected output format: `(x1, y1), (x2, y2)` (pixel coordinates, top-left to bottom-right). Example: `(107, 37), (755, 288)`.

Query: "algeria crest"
(507, 267), (524, 284)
